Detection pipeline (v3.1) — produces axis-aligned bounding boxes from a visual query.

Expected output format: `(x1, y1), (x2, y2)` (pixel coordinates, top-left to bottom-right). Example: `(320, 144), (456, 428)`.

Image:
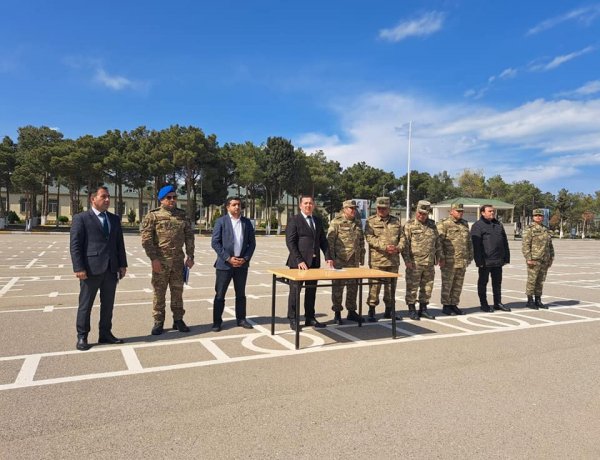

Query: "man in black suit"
(211, 197), (256, 332)
(285, 195), (333, 329)
(70, 186), (128, 351)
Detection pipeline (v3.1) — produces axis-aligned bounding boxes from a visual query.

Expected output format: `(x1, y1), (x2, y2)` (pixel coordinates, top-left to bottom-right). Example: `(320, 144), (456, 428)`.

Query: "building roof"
(434, 197), (514, 209)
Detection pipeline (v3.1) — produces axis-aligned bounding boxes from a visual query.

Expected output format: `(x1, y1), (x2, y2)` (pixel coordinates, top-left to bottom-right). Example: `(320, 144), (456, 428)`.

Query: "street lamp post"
(406, 121), (412, 223)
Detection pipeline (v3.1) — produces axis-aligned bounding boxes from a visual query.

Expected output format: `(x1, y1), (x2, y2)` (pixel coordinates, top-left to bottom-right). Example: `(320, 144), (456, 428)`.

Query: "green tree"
(457, 169), (486, 198)
(485, 174), (510, 200)
(0, 136), (17, 217)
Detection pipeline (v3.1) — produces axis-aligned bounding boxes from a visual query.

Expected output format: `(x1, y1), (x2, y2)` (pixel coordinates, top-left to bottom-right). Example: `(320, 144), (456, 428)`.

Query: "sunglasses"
(164, 195), (177, 200)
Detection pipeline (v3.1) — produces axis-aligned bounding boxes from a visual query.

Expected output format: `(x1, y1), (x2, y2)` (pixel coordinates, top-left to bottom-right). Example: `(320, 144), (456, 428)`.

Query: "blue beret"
(158, 185), (176, 201)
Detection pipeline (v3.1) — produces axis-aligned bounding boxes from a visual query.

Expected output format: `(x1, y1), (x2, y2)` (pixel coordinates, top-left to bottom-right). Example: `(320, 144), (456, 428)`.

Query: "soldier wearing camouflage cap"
(401, 200), (444, 320)
(327, 199), (365, 324)
(437, 202), (473, 315)
(141, 185), (195, 335)
(522, 208), (554, 309)
(364, 197), (403, 322)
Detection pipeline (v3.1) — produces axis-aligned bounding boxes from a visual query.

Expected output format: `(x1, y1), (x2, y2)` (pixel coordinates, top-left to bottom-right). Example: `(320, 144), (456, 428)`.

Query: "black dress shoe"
(98, 334), (124, 344)
(451, 305), (465, 315)
(237, 319), (253, 329)
(442, 305), (456, 316)
(305, 318), (327, 328)
(211, 324), (222, 332)
(480, 305), (493, 313)
(494, 303), (511, 312)
(76, 337), (91, 351)
(151, 322), (164, 335)
(173, 319), (190, 332)
(289, 320), (300, 330)
(333, 311), (343, 325)
(347, 310), (363, 323)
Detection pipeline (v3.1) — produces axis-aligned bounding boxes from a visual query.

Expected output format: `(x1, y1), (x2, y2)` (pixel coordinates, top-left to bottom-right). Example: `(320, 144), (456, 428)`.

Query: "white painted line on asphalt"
(136, 258), (150, 266)
(38, 251), (46, 257)
(43, 305), (54, 312)
(14, 355), (41, 385)
(0, 277), (18, 297)
(25, 259), (38, 269)
(326, 327), (364, 342)
(200, 339), (230, 361)
(377, 322), (420, 337)
(510, 311), (555, 323)
(426, 320), (474, 332)
(49, 291), (58, 298)
(546, 309), (591, 319)
(121, 347), (143, 371)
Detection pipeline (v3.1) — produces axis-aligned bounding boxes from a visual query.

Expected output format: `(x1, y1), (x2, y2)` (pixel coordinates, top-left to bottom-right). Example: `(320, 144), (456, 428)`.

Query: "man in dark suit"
(285, 195), (334, 329)
(211, 197), (256, 332)
(70, 186), (128, 351)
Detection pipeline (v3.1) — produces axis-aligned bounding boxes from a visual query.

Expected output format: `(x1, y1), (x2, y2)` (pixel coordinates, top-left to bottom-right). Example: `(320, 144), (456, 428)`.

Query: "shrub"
(57, 215), (69, 224)
(7, 210), (20, 224)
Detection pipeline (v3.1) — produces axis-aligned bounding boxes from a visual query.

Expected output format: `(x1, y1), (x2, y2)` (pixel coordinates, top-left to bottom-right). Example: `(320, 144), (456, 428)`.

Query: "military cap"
(375, 197), (390, 208)
(158, 185), (176, 201)
(416, 200), (432, 214)
(451, 202), (464, 211)
(343, 199), (357, 208)
(532, 208), (544, 216)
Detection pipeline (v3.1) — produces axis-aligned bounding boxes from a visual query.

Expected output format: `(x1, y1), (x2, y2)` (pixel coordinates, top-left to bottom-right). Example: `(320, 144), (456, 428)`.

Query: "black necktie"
(307, 215), (315, 232)
(101, 212), (109, 239)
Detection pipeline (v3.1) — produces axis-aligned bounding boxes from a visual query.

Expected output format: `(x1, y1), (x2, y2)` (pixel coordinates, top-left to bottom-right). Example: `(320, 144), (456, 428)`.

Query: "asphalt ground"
(0, 232), (599, 459)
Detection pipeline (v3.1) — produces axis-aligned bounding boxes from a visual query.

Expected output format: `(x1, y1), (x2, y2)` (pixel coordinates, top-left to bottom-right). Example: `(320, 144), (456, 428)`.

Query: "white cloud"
(379, 11), (445, 42)
(530, 46), (595, 71)
(527, 5), (600, 35)
(298, 92), (600, 192)
(94, 68), (134, 90)
(557, 80), (600, 98)
(64, 56), (148, 92)
(498, 68), (517, 79)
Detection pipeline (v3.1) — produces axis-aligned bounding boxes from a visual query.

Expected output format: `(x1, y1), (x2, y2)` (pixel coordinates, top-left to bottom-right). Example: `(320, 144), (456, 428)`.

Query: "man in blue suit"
(211, 197), (256, 332)
(70, 186), (128, 351)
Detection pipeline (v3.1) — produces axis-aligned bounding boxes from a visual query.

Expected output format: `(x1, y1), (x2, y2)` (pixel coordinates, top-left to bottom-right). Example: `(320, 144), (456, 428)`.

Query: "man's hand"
(527, 260), (537, 266)
(185, 257), (195, 269)
(298, 262), (309, 270)
(385, 244), (398, 254)
(75, 271), (87, 280)
(119, 267), (127, 279)
(228, 257), (245, 268)
(152, 259), (162, 273)
(405, 262), (415, 270)
(438, 260), (445, 268)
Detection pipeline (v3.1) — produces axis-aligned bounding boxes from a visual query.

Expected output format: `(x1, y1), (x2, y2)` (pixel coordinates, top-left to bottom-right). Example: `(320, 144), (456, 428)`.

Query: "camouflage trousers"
(526, 262), (550, 296)
(367, 266), (398, 309)
(151, 259), (185, 322)
(332, 259), (360, 312)
(440, 266), (467, 305)
(405, 265), (435, 305)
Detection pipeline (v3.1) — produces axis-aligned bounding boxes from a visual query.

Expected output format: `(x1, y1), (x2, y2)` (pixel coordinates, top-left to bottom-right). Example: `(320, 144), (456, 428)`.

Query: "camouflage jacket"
(401, 218), (443, 267)
(437, 216), (473, 268)
(141, 206), (195, 262)
(327, 212), (365, 266)
(522, 222), (554, 262)
(364, 214), (402, 268)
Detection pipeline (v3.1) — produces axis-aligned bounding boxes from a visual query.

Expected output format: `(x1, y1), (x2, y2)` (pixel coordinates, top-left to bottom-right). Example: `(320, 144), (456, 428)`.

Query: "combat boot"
(151, 321), (164, 335)
(418, 302), (435, 320)
(347, 310), (363, 323)
(442, 305), (455, 316)
(526, 295), (537, 309)
(384, 306), (402, 321)
(367, 307), (378, 322)
(408, 304), (419, 320)
(451, 305), (465, 315)
(535, 296), (547, 309)
(333, 311), (343, 325)
(173, 319), (190, 332)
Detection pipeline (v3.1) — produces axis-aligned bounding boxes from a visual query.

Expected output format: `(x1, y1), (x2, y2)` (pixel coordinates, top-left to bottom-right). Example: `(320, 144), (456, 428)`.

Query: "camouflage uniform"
(401, 201), (443, 317)
(327, 201), (365, 313)
(141, 205), (195, 322)
(364, 197), (402, 314)
(437, 203), (473, 309)
(522, 209), (554, 306)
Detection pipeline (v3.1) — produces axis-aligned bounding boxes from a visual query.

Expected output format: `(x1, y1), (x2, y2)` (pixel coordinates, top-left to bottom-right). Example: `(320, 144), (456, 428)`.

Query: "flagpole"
(406, 121), (412, 223)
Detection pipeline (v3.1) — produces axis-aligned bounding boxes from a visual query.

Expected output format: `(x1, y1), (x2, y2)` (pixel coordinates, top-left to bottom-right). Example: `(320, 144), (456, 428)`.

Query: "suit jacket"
(286, 213), (331, 268)
(471, 217), (510, 268)
(211, 214), (256, 270)
(70, 209), (127, 276)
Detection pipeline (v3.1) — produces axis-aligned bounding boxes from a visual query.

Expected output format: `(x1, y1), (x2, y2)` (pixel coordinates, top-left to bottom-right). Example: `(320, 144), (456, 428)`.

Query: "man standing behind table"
(522, 209), (554, 309)
(364, 197), (403, 322)
(285, 195), (334, 330)
(437, 202), (473, 315)
(401, 200), (444, 320)
(327, 199), (365, 325)
(141, 185), (195, 335)
(471, 204), (511, 312)
(70, 186), (127, 351)
(211, 197), (256, 332)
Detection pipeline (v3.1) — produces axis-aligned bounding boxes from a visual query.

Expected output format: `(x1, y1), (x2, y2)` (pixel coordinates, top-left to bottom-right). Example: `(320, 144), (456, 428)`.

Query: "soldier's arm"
(364, 220), (386, 251)
(400, 224), (413, 264)
(184, 216), (195, 260)
(521, 228), (532, 260)
(140, 213), (160, 260)
(359, 226), (366, 265)
(433, 226), (444, 263)
(326, 220), (338, 260)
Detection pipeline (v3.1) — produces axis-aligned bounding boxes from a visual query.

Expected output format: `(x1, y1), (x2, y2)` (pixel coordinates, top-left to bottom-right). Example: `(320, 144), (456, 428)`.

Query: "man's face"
(533, 214), (543, 224)
(91, 188), (110, 212)
(416, 211), (428, 223)
(450, 209), (464, 220)
(299, 197), (314, 215)
(481, 206), (495, 220)
(160, 193), (177, 210)
(227, 199), (242, 218)
(376, 207), (389, 218)
(343, 206), (356, 219)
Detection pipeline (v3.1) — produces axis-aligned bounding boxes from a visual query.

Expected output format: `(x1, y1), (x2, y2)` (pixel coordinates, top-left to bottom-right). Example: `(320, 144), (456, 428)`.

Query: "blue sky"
(2, 0), (600, 194)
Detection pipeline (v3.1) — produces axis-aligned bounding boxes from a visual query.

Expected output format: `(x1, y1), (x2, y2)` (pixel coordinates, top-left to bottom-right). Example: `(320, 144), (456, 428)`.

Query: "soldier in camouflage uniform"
(401, 200), (444, 320)
(522, 208), (554, 309)
(364, 197), (402, 322)
(437, 202), (473, 315)
(327, 199), (366, 325)
(141, 185), (195, 335)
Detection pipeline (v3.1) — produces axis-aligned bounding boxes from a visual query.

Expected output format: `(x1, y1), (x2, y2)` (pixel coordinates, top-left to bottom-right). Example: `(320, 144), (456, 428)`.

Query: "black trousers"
(76, 269), (118, 339)
(213, 267), (248, 326)
(287, 257), (318, 320)
(477, 266), (503, 305)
